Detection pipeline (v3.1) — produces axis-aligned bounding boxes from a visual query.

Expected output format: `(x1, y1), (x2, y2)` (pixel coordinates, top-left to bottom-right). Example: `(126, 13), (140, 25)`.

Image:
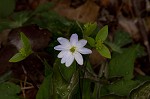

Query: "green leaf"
(0, 20), (11, 31)
(108, 46), (138, 80)
(0, 82), (21, 99)
(36, 74), (53, 99)
(58, 59), (76, 82)
(20, 32), (32, 56)
(9, 53), (26, 62)
(52, 59), (67, 98)
(0, 0), (15, 18)
(96, 25), (108, 41)
(9, 11), (31, 28)
(108, 80), (139, 96)
(52, 59), (79, 99)
(0, 71), (12, 83)
(86, 36), (95, 47)
(76, 21), (83, 32)
(65, 70), (79, 99)
(114, 30), (132, 47)
(83, 22), (97, 36)
(104, 41), (122, 53)
(135, 75), (150, 82)
(101, 94), (127, 99)
(9, 32), (32, 62)
(92, 82), (101, 99)
(82, 79), (91, 99)
(43, 59), (53, 76)
(86, 61), (95, 74)
(129, 81), (150, 99)
(53, 59), (64, 84)
(20, 32), (32, 52)
(19, 48), (26, 56)
(96, 44), (111, 58)
(56, 71), (79, 99)
(33, 11), (71, 33)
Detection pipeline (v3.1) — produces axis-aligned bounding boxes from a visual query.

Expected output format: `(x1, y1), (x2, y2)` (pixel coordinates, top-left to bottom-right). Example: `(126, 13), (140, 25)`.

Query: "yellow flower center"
(70, 46), (76, 53)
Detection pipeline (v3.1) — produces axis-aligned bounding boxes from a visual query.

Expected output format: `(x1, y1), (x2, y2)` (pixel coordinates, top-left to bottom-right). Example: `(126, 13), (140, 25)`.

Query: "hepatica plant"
(9, 23), (113, 99)
(54, 33), (92, 67)
(6, 2), (146, 98)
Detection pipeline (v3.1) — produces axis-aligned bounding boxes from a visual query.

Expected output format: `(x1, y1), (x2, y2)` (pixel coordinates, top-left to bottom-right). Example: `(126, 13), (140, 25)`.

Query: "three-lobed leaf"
(108, 45), (138, 80)
(129, 81), (150, 99)
(104, 41), (122, 53)
(52, 59), (79, 99)
(108, 79), (139, 96)
(114, 30), (132, 47)
(36, 74), (53, 99)
(57, 59), (76, 82)
(0, 82), (21, 99)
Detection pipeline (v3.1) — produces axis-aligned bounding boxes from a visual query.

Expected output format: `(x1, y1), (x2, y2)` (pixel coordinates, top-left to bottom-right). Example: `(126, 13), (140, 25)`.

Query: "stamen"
(70, 46), (76, 53)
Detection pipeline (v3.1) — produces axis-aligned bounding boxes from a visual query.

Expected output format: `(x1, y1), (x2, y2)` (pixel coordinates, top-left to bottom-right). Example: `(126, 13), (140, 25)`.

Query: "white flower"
(54, 33), (92, 67)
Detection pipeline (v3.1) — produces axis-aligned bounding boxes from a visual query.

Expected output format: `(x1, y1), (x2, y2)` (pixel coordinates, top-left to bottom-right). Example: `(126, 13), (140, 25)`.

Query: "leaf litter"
(0, 0), (150, 98)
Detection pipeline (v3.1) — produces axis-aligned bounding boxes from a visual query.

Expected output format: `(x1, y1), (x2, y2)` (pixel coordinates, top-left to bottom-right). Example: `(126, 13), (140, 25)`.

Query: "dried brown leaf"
(118, 15), (140, 41)
(54, 0), (100, 23)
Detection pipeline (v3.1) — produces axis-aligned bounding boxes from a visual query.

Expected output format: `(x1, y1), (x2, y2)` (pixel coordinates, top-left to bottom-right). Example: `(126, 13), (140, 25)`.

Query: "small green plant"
(9, 32), (32, 62)
(82, 23), (111, 58)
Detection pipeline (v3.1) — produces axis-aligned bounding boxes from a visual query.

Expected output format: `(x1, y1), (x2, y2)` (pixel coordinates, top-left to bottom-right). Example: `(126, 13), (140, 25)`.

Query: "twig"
(79, 63), (109, 84)
(132, 0), (150, 61)
(22, 65), (39, 90)
(20, 81), (26, 98)
(137, 18), (150, 62)
(21, 65), (27, 98)
(21, 86), (35, 90)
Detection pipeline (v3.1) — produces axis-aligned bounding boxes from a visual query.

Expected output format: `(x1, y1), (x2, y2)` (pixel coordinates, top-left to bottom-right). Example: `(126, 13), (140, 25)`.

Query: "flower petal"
(61, 51), (72, 64)
(74, 52), (83, 65)
(57, 37), (70, 45)
(70, 34), (78, 46)
(57, 37), (71, 49)
(76, 40), (87, 48)
(54, 45), (67, 51)
(78, 48), (92, 54)
(65, 54), (74, 67)
(61, 53), (68, 63)
(57, 50), (68, 58)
